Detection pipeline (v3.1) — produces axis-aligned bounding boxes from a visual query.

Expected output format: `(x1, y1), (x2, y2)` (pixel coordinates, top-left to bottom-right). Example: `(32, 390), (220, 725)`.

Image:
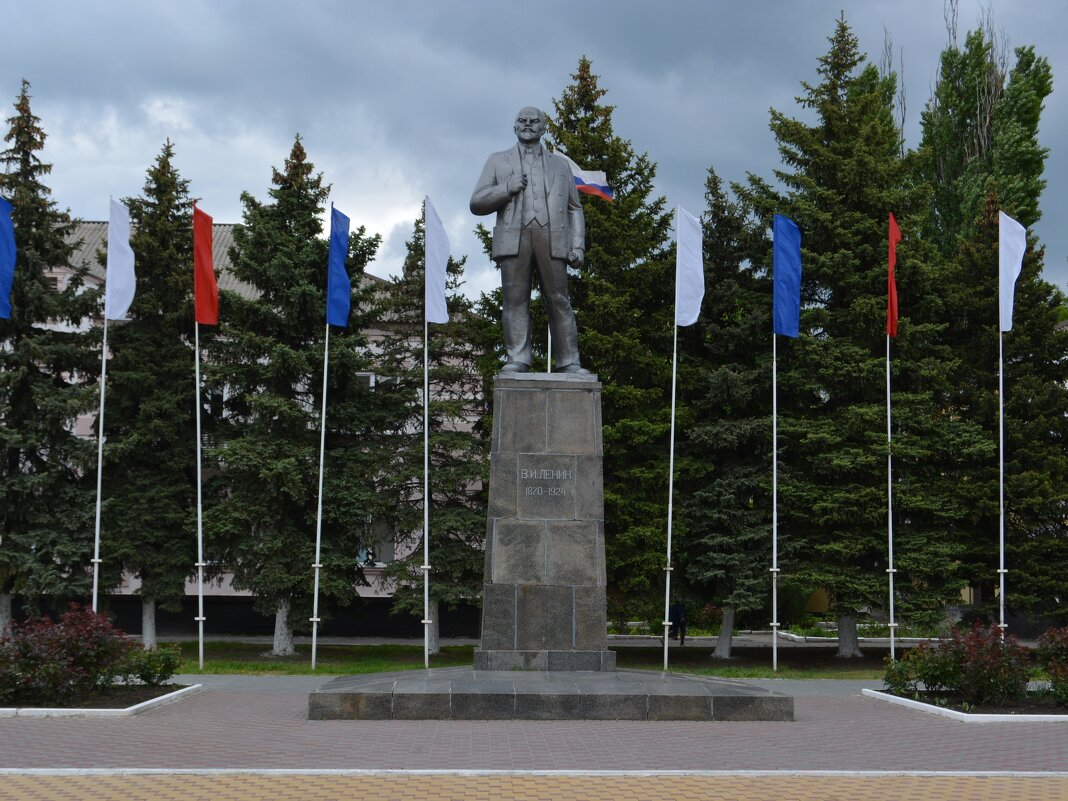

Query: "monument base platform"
(308, 667), (793, 721)
(473, 648), (616, 672)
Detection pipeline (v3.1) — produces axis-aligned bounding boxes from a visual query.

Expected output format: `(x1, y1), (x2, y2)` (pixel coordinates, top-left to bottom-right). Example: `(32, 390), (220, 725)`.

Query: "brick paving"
(2, 774), (1068, 801)
(1, 677), (1066, 799)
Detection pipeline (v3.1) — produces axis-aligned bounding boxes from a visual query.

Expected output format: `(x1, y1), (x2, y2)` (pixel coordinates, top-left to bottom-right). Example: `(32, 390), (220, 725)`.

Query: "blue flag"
(0, 197), (15, 320)
(773, 214), (801, 338)
(326, 205), (351, 327)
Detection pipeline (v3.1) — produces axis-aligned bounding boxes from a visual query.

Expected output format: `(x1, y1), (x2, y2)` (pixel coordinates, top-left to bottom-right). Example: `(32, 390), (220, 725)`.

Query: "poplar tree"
(546, 58), (674, 624)
(207, 136), (384, 654)
(917, 22), (1066, 619)
(377, 212), (490, 652)
(0, 80), (97, 630)
(98, 142), (197, 648)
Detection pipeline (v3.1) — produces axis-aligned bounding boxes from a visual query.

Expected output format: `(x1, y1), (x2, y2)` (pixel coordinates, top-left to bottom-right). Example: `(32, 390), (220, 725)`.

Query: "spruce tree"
(734, 16), (962, 655)
(0, 80), (97, 630)
(97, 142), (197, 648)
(546, 58), (674, 624)
(377, 211), (490, 652)
(206, 136), (384, 654)
(677, 168), (773, 657)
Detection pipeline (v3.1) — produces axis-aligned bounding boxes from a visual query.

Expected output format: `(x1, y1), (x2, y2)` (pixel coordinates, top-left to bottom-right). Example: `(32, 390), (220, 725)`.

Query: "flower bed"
(0, 604), (181, 708)
(876, 624), (1068, 718)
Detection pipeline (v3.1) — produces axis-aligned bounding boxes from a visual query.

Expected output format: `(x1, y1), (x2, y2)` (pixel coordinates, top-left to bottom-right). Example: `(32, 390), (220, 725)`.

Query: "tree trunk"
(271, 598), (295, 656)
(836, 613), (864, 658)
(427, 599), (440, 656)
(141, 597), (157, 650)
(713, 605), (735, 660)
(0, 592), (11, 636)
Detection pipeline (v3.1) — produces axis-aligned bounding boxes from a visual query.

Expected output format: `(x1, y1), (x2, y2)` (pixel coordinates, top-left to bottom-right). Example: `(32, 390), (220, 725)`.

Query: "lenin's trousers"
(499, 222), (580, 369)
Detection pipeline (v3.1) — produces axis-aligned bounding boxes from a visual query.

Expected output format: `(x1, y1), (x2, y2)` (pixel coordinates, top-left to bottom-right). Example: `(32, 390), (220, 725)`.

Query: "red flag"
(193, 205), (218, 325)
(887, 212), (901, 338)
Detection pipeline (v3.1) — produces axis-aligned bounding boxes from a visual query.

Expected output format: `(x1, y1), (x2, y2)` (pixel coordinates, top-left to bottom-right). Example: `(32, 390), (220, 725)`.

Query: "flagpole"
(310, 323), (330, 669)
(91, 316), (109, 612)
(662, 322), (680, 672)
(771, 333), (780, 672)
(422, 313), (431, 669)
(886, 334), (897, 660)
(998, 330), (1007, 639)
(194, 322), (206, 671)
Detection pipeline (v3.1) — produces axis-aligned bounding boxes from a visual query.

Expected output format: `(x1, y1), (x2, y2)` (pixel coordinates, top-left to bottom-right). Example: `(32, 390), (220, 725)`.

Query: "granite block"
(574, 455), (604, 521)
(483, 519), (494, 582)
(579, 693), (648, 720)
(451, 692), (516, 720)
(713, 695), (794, 721)
(479, 583), (516, 650)
(488, 454), (517, 519)
(392, 692), (451, 720)
(546, 389), (598, 454)
(473, 650), (547, 671)
(496, 389), (546, 453)
(341, 692), (392, 720)
(573, 586), (609, 650)
(307, 693), (341, 720)
(545, 650), (615, 671)
(515, 693), (582, 720)
(546, 521), (599, 585)
(491, 520), (546, 584)
(649, 694), (712, 721)
(516, 585), (573, 651)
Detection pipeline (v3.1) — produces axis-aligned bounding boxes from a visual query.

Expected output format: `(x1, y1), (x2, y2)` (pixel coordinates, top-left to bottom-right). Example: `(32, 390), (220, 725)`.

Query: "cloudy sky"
(4, 0), (1066, 300)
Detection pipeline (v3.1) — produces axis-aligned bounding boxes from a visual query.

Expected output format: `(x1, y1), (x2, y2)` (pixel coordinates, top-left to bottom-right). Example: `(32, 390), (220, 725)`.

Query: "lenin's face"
(514, 107), (546, 145)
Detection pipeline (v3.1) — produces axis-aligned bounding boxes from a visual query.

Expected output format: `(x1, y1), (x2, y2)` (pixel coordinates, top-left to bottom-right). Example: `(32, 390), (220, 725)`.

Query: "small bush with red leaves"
(0, 604), (134, 706)
(883, 624), (1030, 705)
(1038, 627), (1068, 706)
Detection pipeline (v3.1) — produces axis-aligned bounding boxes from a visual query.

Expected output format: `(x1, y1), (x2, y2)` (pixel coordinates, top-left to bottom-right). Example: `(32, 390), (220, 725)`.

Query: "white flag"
(998, 211), (1026, 333)
(675, 206), (703, 326)
(424, 196), (449, 324)
(104, 198), (136, 320)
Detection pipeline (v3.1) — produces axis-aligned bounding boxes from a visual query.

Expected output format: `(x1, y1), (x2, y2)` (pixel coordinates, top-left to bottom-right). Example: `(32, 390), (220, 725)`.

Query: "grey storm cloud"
(3, 0), (1066, 299)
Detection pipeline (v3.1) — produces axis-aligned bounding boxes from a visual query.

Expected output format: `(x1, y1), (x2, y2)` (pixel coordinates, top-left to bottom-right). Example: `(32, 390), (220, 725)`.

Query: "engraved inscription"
(516, 456), (577, 519)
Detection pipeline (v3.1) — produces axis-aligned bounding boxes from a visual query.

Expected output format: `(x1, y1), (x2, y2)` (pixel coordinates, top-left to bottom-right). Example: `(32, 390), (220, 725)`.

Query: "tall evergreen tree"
(0, 80), (97, 630)
(677, 168), (773, 657)
(917, 24), (1066, 621)
(735, 16), (965, 655)
(207, 136), (384, 654)
(546, 58), (674, 624)
(378, 211), (490, 652)
(98, 142), (197, 648)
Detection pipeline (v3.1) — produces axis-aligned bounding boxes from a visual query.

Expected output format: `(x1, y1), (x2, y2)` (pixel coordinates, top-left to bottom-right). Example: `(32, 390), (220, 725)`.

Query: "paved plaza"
(1, 673), (1066, 800)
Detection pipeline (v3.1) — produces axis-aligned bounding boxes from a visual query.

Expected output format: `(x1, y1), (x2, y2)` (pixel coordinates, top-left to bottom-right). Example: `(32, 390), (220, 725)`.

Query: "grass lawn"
(173, 641), (886, 680)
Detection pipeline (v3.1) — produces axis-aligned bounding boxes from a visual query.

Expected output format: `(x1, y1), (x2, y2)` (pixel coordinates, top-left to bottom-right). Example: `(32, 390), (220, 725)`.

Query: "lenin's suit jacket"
(470, 144), (585, 261)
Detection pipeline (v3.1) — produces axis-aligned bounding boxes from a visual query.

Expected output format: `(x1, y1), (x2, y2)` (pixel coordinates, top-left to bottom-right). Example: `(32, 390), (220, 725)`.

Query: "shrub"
(1036, 627), (1068, 667)
(881, 625), (1029, 706)
(1037, 627), (1068, 707)
(910, 639), (961, 694)
(954, 626), (1029, 705)
(123, 646), (181, 686)
(0, 604), (133, 706)
(693, 603), (722, 631)
(1049, 662), (1068, 707)
(882, 653), (917, 697)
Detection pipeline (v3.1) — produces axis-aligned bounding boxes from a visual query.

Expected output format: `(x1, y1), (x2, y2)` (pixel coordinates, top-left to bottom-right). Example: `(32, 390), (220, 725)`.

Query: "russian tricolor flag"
(556, 151), (614, 202)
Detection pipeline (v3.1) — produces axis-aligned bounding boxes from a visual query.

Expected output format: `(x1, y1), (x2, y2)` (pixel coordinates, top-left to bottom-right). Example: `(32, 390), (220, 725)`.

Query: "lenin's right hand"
(506, 173), (527, 195)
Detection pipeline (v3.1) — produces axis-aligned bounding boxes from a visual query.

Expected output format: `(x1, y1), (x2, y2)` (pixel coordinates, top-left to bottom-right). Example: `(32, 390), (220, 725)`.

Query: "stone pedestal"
(474, 373), (615, 672)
